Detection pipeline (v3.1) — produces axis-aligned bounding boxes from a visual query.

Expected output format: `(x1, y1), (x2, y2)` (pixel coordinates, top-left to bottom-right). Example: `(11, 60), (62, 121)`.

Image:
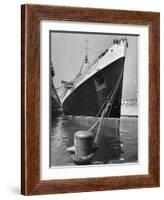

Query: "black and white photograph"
(50, 31), (138, 167)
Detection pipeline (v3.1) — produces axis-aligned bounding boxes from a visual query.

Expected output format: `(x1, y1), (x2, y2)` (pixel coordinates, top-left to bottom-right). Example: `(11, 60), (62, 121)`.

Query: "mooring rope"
(89, 69), (124, 137)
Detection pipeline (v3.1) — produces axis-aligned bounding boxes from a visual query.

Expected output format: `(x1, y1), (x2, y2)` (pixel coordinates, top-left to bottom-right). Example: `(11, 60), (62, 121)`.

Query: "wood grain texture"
(21, 4), (160, 195)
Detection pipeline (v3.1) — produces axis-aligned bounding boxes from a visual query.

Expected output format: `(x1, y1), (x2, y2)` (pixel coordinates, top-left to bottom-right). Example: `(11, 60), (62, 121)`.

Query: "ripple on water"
(50, 116), (138, 166)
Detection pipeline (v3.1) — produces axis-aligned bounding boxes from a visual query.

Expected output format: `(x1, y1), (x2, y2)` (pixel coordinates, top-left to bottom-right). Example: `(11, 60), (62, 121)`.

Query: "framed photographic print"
(21, 4), (160, 195)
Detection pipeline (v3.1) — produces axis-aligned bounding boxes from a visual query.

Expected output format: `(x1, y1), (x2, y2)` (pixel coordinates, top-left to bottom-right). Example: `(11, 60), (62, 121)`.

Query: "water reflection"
(50, 115), (138, 166)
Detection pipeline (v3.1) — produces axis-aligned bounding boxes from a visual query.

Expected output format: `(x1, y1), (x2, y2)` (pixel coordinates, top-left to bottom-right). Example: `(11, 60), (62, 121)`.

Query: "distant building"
(121, 98), (138, 107)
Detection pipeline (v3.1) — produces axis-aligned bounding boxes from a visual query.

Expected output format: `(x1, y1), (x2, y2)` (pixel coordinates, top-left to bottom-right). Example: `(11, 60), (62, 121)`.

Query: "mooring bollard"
(74, 130), (94, 157)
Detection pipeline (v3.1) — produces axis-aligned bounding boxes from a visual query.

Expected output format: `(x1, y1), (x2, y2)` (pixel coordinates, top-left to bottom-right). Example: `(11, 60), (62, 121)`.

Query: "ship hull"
(51, 81), (62, 115)
(62, 57), (125, 118)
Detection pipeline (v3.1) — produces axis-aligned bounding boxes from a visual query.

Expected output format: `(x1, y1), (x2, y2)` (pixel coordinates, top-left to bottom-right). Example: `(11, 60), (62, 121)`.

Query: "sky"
(50, 31), (138, 100)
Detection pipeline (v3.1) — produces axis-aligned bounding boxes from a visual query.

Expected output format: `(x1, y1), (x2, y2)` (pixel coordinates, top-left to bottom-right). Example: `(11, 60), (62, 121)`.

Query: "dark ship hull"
(51, 96), (61, 114)
(62, 57), (125, 118)
(51, 80), (61, 115)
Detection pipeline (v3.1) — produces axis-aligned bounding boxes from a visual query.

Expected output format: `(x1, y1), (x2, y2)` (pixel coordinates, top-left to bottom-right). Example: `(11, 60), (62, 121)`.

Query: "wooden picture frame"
(21, 4), (160, 195)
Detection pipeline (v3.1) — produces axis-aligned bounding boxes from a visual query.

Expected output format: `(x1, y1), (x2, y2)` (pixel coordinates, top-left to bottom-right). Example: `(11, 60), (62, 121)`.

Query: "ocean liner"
(57, 38), (128, 118)
(50, 63), (61, 114)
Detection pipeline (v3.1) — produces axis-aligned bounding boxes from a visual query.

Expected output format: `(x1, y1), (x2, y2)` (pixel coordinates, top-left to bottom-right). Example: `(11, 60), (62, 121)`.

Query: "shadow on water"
(50, 114), (138, 166)
(92, 134), (123, 164)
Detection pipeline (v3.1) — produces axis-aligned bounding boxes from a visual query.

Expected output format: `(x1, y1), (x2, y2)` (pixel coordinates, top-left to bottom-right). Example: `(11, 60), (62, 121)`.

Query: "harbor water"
(50, 113), (138, 167)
